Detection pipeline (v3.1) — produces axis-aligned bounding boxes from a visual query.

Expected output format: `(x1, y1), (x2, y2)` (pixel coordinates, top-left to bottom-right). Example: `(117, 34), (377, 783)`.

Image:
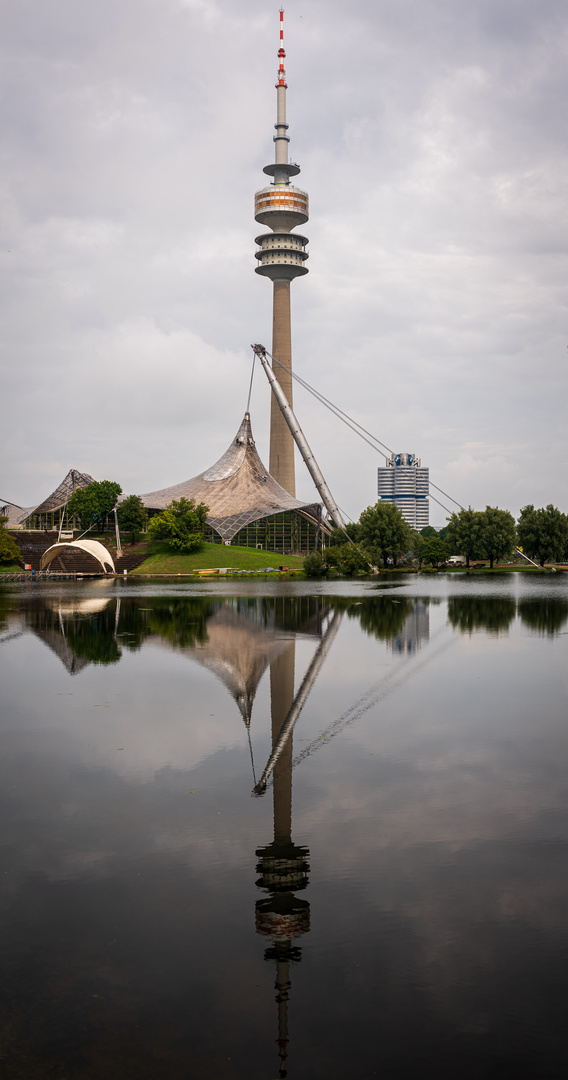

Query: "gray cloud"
(1, 0), (566, 521)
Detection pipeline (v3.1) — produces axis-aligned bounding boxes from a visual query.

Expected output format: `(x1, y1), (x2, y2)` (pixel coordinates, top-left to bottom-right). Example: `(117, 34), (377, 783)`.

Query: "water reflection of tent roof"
(179, 599), (332, 725)
(185, 606), (295, 725)
(30, 623), (90, 675)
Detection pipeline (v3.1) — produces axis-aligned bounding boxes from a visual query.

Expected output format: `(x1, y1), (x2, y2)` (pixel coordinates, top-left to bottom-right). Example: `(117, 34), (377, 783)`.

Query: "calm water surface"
(1, 573), (567, 1078)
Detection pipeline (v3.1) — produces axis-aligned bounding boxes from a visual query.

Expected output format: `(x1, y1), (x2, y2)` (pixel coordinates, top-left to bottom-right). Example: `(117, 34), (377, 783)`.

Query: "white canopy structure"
(40, 540), (115, 574)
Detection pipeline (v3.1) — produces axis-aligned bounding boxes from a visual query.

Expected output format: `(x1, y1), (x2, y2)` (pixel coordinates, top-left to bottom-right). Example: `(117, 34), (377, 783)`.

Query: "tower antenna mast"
(254, 9), (309, 497)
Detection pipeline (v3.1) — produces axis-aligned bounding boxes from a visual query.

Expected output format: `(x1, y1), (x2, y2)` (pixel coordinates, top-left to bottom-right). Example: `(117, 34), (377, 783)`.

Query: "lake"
(1, 573), (567, 1078)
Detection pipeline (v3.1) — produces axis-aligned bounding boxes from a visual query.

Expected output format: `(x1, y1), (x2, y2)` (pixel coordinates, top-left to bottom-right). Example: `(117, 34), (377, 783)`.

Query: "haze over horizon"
(1, 0), (566, 524)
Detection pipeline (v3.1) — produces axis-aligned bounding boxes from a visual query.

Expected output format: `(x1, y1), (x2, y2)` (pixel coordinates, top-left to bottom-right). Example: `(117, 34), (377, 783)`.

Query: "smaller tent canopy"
(19, 468), (94, 525)
(40, 540), (115, 574)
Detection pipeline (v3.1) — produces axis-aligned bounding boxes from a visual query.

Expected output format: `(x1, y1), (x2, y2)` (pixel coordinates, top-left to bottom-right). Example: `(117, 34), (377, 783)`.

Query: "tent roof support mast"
(252, 344), (345, 531)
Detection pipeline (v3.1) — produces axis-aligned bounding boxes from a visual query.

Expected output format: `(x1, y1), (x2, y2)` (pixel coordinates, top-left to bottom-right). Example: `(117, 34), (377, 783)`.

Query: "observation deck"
(254, 184), (309, 231)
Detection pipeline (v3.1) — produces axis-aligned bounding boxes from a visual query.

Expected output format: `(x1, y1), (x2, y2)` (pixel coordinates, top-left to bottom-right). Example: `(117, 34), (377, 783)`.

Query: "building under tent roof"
(138, 414), (327, 552)
(0, 500), (34, 530)
(19, 469), (95, 531)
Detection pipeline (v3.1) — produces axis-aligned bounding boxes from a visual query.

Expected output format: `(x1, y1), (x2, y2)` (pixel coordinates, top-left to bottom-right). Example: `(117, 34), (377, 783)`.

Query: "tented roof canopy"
(40, 539), (115, 573)
(137, 414), (323, 542)
(20, 468), (94, 522)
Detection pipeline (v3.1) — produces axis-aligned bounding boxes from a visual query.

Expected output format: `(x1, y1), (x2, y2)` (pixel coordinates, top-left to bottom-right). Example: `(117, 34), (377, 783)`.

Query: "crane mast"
(251, 344), (345, 531)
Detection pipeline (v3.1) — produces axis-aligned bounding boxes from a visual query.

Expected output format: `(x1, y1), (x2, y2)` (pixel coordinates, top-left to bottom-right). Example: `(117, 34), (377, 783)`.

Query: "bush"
(147, 497), (209, 553)
(303, 551), (327, 577)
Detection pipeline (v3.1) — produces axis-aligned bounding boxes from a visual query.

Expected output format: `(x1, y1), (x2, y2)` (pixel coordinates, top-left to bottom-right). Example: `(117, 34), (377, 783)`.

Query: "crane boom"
(251, 343), (345, 530)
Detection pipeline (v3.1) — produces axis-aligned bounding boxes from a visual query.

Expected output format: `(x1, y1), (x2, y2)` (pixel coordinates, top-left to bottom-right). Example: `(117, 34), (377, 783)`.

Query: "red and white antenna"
(276, 8), (287, 88)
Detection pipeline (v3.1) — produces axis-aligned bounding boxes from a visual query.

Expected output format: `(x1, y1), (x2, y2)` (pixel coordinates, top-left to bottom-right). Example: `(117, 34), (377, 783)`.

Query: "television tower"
(254, 9), (309, 497)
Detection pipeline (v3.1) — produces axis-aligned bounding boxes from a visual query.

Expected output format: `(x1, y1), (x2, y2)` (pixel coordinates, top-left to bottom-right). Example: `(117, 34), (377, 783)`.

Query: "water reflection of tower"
(255, 639), (310, 1079)
(253, 606), (341, 1078)
(388, 599), (430, 656)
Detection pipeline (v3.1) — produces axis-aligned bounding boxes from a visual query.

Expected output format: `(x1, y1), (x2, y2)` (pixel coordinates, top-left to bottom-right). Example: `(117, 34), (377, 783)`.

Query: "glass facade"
(205, 511), (324, 554)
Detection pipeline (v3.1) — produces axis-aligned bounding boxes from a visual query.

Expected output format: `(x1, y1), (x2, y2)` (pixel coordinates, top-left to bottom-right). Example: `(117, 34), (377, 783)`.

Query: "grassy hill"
(131, 541), (306, 575)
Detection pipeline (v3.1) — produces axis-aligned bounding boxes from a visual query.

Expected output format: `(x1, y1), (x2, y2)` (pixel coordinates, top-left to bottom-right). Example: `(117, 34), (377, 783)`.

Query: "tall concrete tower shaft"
(254, 9), (309, 497)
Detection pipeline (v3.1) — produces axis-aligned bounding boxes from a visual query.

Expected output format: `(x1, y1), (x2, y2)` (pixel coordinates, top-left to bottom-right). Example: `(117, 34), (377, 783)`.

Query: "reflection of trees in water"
(141, 598), (212, 649)
(26, 605), (122, 667)
(518, 598), (568, 636)
(447, 596), (517, 635)
(346, 596), (415, 641)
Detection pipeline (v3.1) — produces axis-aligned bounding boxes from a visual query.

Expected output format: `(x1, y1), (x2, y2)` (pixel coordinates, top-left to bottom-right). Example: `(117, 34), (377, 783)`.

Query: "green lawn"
(131, 541), (306, 575)
(0, 562), (22, 574)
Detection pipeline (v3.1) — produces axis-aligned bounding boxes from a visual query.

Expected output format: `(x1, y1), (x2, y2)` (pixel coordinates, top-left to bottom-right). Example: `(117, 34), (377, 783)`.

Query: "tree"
(117, 495), (148, 544)
(147, 497), (209, 552)
(517, 504), (568, 567)
(421, 535), (450, 567)
(303, 551), (327, 577)
(0, 515), (21, 565)
(358, 502), (413, 567)
(325, 543), (372, 576)
(478, 506), (516, 569)
(445, 507), (484, 568)
(329, 522), (362, 546)
(67, 480), (122, 532)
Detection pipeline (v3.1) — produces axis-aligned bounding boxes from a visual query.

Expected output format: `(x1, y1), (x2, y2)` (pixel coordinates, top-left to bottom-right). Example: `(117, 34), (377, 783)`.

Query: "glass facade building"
(377, 453), (429, 530)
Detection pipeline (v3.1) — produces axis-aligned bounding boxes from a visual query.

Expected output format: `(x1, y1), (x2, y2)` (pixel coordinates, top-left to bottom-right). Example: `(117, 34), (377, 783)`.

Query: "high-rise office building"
(377, 453), (429, 529)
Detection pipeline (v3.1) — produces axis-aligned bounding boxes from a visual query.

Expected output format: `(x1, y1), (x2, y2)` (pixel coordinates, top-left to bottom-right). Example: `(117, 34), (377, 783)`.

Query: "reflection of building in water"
(256, 642), (310, 1079)
(182, 597), (332, 726)
(387, 600), (430, 656)
(189, 605), (294, 725)
(254, 608), (341, 1077)
(20, 597), (114, 674)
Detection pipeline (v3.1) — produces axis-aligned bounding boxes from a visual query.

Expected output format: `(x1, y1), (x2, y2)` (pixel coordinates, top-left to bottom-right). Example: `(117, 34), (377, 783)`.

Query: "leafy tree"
(358, 502), (413, 568)
(147, 497), (209, 552)
(421, 536), (450, 567)
(329, 522), (362, 546)
(117, 494), (148, 544)
(478, 506), (516, 569)
(517, 504), (568, 567)
(67, 480), (122, 532)
(445, 507), (484, 568)
(0, 515), (21, 565)
(304, 552), (327, 577)
(304, 543), (371, 577)
(325, 543), (372, 576)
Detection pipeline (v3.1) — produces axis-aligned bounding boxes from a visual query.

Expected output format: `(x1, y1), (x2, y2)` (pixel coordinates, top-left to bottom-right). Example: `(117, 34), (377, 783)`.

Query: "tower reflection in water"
(253, 607), (341, 1078)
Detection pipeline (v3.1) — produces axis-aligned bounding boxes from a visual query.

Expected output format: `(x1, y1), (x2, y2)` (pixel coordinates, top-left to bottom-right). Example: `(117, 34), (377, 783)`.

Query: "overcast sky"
(1, 0), (566, 523)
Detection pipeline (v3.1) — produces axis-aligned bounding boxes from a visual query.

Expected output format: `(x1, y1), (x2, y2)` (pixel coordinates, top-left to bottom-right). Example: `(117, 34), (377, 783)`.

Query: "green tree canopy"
(67, 480), (122, 532)
(517, 504), (568, 567)
(117, 494), (148, 544)
(358, 502), (413, 567)
(329, 522), (362, 546)
(147, 497), (209, 552)
(478, 506), (516, 569)
(0, 515), (21, 565)
(420, 535), (450, 567)
(445, 507), (484, 568)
